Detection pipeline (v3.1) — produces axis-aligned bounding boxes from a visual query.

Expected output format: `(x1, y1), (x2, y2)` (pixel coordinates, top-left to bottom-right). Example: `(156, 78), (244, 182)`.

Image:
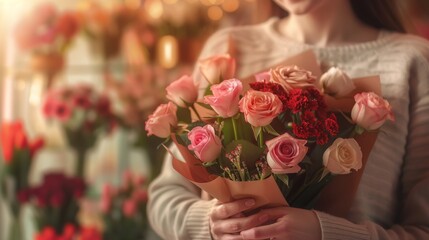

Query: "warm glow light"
(163, 0), (178, 4)
(125, 0), (141, 9)
(157, 35), (179, 69)
(207, 5), (223, 21)
(222, 0), (239, 12)
(145, 0), (164, 19)
(200, 0), (224, 6)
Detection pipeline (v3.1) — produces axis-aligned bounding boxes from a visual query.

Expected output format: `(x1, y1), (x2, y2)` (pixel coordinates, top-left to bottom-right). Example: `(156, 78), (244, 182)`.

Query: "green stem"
(231, 117), (238, 140)
(190, 105), (203, 122)
(8, 213), (21, 240)
(76, 149), (87, 178)
(258, 129), (264, 148)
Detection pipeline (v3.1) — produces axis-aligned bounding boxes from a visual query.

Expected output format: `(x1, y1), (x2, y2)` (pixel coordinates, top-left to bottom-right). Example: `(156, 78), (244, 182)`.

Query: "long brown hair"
(350, 0), (406, 33)
(272, 0), (407, 33)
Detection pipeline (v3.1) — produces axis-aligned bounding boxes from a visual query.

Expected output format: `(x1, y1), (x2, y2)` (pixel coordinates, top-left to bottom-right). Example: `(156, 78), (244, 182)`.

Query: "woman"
(148, 0), (429, 239)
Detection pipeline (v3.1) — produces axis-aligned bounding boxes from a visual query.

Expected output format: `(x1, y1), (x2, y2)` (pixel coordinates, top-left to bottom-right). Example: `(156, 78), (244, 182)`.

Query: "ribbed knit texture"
(147, 18), (429, 239)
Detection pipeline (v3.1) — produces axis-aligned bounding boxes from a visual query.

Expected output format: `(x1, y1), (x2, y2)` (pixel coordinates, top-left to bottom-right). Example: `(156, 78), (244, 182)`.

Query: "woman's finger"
(211, 212), (270, 234)
(240, 221), (285, 240)
(210, 198), (256, 220)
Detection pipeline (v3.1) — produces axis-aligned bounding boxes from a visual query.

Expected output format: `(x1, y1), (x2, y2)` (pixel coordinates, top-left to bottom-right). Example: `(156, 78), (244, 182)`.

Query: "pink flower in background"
(145, 102), (178, 138)
(204, 78), (243, 118)
(71, 94), (92, 109)
(239, 90), (283, 127)
(132, 189), (148, 202)
(351, 92), (394, 130)
(166, 75), (198, 107)
(122, 199), (137, 217)
(187, 125), (222, 163)
(14, 3), (79, 52)
(53, 102), (72, 122)
(266, 133), (308, 174)
(55, 11), (79, 39)
(269, 65), (316, 92)
(198, 54), (236, 84)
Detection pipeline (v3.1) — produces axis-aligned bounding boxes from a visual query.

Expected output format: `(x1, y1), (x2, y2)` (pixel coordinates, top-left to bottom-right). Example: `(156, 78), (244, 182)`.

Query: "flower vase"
(30, 52), (64, 88)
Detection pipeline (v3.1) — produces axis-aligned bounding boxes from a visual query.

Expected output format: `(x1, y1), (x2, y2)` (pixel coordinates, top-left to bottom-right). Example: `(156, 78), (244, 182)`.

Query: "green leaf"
(264, 125), (280, 136)
(177, 106), (192, 123)
(195, 102), (214, 111)
(276, 174), (289, 188)
(252, 126), (262, 142)
(222, 118), (235, 145)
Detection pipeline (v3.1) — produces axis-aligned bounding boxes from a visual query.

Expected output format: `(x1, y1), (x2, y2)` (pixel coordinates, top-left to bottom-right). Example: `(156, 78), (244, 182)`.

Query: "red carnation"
(325, 114), (339, 136)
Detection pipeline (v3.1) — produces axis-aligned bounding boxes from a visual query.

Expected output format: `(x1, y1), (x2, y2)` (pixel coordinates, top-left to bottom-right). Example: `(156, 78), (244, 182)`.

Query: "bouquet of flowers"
(0, 121), (44, 240)
(145, 52), (394, 210)
(17, 172), (86, 234)
(99, 171), (148, 240)
(42, 85), (116, 177)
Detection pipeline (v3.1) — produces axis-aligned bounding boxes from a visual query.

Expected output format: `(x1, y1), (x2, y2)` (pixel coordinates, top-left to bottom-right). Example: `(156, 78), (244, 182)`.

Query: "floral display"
(35, 224), (102, 240)
(14, 3), (79, 53)
(14, 3), (80, 86)
(0, 121), (44, 240)
(18, 173), (86, 234)
(146, 54), (394, 209)
(99, 171), (148, 240)
(42, 85), (116, 177)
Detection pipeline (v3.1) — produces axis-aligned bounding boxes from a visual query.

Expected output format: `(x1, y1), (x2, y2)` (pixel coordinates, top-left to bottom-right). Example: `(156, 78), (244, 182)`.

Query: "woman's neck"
(277, 1), (379, 47)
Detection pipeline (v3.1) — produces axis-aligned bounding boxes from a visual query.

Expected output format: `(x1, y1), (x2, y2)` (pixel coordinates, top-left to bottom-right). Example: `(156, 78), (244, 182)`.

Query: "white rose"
(323, 138), (362, 175)
(320, 67), (355, 97)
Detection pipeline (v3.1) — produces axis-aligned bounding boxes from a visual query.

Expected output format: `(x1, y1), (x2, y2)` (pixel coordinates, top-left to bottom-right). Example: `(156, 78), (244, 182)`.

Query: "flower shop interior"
(0, 0), (428, 240)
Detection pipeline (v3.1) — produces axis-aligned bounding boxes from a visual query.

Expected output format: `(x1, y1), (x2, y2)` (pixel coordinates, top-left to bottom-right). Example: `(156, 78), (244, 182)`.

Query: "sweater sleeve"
(147, 30), (231, 240)
(147, 146), (217, 240)
(314, 43), (429, 240)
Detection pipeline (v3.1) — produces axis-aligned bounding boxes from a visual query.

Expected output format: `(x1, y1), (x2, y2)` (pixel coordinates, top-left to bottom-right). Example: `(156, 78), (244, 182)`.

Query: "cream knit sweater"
(148, 18), (429, 240)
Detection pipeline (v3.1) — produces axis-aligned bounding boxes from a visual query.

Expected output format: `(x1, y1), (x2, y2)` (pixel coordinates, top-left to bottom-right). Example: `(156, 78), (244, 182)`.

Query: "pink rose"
(187, 125), (222, 163)
(145, 102), (177, 138)
(266, 133), (308, 174)
(198, 54), (236, 84)
(239, 90), (283, 127)
(166, 75), (198, 107)
(204, 79), (243, 118)
(351, 92), (394, 131)
(269, 65), (316, 92)
(122, 199), (137, 217)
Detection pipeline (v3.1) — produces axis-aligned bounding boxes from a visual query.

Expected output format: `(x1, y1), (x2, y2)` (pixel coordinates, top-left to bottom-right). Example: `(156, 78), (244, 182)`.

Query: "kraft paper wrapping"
(171, 135), (288, 209)
(173, 50), (380, 217)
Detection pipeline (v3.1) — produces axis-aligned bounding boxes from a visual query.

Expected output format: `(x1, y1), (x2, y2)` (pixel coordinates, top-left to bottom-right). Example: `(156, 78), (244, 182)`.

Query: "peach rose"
(269, 65), (316, 92)
(145, 102), (177, 138)
(204, 78), (243, 118)
(198, 54), (236, 84)
(239, 90), (283, 127)
(320, 67), (355, 97)
(187, 125), (222, 163)
(266, 133), (308, 174)
(351, 92), (394, 131)
(323, 138), (362, 175)
(166, 75), (198, 107)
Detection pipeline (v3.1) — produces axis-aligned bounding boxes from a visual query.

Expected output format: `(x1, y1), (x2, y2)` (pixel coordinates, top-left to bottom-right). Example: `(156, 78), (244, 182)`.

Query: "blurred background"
(0, 0), (428, 239)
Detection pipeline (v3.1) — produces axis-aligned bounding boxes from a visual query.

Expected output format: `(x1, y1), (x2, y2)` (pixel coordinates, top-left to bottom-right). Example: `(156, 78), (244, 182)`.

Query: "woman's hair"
(272, 0), (407, 33)
(350, 0), (406, 33)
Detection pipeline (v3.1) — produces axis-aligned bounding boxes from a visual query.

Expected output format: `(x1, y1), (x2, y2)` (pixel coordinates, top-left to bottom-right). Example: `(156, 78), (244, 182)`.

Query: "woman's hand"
(240, 207), (321, 240)
(209, 198), (269, 240)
